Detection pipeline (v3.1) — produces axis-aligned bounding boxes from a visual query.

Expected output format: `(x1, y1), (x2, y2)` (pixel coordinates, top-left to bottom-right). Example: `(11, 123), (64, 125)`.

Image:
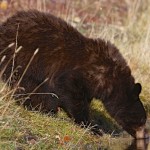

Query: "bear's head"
(113, 83), (148, 139)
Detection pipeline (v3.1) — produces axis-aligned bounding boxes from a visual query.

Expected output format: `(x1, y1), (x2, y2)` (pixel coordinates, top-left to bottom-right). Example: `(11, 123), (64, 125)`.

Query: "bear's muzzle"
(135, 126), (149, 139)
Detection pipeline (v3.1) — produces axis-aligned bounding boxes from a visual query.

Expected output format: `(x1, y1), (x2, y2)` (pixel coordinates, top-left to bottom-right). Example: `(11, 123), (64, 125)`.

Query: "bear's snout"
(135, 126), (149, 139)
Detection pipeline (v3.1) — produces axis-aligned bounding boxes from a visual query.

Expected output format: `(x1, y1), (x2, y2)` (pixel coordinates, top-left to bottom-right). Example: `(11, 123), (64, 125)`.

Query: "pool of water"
(83, 137), (150, 150)
(104, 138), (150, 150)
(101, 117), (150, 150)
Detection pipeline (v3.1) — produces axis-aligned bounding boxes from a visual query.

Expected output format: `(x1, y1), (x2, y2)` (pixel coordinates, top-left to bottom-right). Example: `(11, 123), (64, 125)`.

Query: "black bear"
(0, 10), (147, 139)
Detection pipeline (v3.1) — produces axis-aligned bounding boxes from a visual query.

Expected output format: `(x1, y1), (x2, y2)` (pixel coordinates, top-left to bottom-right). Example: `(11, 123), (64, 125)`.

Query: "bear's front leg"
(55, 70), (103, 135)
(64, 98), (90, 125)
(61, 96), (103, 135)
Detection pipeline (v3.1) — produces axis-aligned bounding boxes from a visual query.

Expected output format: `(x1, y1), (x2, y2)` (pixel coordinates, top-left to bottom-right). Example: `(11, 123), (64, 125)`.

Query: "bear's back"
(1, 10), (85, 54)
(0, 10), (91, 83)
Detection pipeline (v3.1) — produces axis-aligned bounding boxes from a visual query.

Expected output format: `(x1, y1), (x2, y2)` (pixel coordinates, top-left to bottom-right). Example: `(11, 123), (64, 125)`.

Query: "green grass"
(0, 91), (111, 149)
(0, 90), (133, 150)
(0, 0), (150, 149)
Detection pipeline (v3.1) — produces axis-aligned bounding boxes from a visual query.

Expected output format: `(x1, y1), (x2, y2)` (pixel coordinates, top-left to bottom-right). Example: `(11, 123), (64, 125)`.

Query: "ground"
(0, 0), (150, 149)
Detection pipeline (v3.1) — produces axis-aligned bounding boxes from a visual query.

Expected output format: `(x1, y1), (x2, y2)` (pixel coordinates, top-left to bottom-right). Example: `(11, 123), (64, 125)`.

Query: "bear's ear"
(133, 83), (142, 95)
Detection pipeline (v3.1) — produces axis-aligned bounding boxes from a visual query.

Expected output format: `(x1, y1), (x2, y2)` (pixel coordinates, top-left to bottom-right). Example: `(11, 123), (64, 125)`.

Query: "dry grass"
(0, 0), (150, 149)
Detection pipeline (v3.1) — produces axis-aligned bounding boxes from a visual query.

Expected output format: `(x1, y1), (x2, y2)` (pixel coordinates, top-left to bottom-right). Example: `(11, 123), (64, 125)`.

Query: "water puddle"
(99, 137), (150, 150)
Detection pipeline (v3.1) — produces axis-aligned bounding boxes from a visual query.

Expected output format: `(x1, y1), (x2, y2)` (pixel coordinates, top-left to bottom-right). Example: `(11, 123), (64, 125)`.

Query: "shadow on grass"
(90, 100), (122, 136)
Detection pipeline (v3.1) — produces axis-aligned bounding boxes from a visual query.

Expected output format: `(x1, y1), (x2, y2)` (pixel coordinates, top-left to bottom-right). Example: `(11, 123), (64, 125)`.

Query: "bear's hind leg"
(13, 75), (59, 115)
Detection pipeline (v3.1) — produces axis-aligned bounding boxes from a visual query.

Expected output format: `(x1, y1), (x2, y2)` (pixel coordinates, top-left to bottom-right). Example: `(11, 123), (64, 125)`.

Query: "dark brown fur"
(0, 10), (147, 137)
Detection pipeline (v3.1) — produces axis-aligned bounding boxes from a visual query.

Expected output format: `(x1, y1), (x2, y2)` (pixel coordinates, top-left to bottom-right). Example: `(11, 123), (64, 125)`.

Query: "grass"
(0, 87), (134, 150)
(0, 0), (150, 149)
(0, 87), (115, 150)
